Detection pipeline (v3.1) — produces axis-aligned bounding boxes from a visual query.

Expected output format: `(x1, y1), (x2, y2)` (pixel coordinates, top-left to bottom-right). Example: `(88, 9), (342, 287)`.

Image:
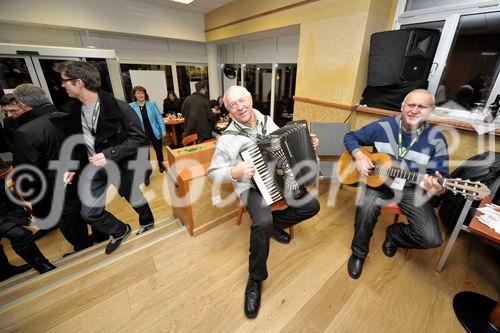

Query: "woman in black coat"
(163, 91), (181, 117)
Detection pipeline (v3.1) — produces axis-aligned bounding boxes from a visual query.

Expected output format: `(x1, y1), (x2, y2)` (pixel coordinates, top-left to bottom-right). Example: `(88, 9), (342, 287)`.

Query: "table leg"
(171, 124), (178, 146)
(435, 197), (473, 272)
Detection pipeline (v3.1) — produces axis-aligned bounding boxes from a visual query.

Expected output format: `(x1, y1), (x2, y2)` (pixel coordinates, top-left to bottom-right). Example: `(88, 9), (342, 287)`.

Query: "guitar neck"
(372, 166), (444, 185)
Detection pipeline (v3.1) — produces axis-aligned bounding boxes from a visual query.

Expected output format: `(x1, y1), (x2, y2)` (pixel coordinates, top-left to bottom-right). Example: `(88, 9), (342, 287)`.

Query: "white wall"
(220, 35), (299, 64)
(0, 0), (205, 42)
(0, 23), (208, 64)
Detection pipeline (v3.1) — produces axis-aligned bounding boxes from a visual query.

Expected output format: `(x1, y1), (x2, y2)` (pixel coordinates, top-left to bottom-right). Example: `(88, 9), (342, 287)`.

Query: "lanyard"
(82, 100), (100, 136)
(398, 118), (424, 159)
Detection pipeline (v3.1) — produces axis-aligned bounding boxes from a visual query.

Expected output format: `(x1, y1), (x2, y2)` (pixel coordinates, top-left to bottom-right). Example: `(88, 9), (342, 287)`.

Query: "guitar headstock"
(443, 178), (491, 201)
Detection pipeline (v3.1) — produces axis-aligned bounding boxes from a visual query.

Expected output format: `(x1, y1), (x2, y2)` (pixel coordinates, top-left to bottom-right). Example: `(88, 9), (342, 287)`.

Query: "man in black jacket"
(1, 93), (19, 153)
(0, 178), (55, 281)
(11, 84), (94, 253)
(182, 80), (213, 142)
(57, 60), (155, 254)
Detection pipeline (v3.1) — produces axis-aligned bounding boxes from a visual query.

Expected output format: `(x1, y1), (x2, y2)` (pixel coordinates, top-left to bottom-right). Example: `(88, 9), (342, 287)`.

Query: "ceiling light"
(171, 0), (194, 4)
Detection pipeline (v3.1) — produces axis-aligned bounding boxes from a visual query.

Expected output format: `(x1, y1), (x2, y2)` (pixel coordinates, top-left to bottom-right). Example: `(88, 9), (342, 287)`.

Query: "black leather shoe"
(347, 254), (364, 279)
(0, 264), (32, 281)
(32, 259), (56, 274)
(105, 224), (132, 255)
(270, 228), (291, 244)
(382, 233), (398, 257)
(244, 278), (262, 318)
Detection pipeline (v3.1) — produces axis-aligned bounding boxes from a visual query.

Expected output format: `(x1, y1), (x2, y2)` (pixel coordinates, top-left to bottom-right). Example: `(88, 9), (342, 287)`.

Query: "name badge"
(390, 177), (406, 191)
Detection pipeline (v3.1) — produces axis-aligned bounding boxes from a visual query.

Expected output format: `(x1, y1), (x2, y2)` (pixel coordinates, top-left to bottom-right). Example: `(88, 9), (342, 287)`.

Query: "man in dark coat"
(12, 84), (95, 253)
(57, 60), (155, 254)
(0, 177), (55, 281)
(181, 80), (213, 142)
(1, 93), (19, 153)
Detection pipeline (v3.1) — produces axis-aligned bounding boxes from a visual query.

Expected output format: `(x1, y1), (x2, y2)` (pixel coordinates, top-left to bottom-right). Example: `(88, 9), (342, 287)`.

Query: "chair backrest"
(182, 133), (198, 147)
(310, 122), (350, 157)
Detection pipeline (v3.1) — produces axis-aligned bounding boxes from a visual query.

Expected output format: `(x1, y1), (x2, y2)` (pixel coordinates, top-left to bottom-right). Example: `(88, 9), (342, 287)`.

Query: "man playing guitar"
(343, 89), (448, 279)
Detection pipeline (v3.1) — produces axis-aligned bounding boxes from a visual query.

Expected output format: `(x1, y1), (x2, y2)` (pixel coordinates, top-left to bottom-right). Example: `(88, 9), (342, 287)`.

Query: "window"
(243, 64), (273, 116)
(436, 12), (500, 110)
(176, 65), (208, 100)
(273, 64), (297, 127)
(395, 0), (500, 120)
(405, 0), (480, 12)
(0, 57), (32, 90)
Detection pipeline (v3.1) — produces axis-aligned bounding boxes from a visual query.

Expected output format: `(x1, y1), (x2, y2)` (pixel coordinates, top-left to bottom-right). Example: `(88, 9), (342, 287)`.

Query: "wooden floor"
(3, 182), (499, 332)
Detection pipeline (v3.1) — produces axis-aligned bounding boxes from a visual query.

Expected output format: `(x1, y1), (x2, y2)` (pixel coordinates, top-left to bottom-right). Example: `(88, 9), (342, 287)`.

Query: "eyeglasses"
(60, 77), (76, 83)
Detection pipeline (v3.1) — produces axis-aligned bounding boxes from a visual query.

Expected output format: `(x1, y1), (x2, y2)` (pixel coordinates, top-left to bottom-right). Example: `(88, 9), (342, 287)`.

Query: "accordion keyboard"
(241, 145), (283, 205)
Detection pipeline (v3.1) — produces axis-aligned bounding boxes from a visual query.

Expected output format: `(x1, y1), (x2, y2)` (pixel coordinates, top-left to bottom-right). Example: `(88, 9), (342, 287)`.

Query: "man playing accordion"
(208, 85), (320, 318)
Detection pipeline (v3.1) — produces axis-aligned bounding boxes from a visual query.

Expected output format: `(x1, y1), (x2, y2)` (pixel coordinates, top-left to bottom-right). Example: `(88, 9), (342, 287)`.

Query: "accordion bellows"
(240, 121), (318, 205)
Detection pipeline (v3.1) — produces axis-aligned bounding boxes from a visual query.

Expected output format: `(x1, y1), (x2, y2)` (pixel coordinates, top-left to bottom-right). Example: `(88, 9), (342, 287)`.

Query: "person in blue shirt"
(129, 86), (167, 185)
(343, 89), (448, 279)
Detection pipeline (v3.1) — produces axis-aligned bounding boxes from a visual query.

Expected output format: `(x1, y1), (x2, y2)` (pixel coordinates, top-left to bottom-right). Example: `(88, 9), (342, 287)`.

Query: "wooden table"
(468, 197), (500, 244)
(215, 121), (229, 131)
(165, 141), (239, 236)
(436, 196), (499, 272)
(164, 118), (185, 146)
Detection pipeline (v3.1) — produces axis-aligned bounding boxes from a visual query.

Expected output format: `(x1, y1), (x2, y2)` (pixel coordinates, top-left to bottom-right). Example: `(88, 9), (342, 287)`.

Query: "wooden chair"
(236, 199), (295, 239)
(182, 134), (198, 147)
(0, 166), (33, 215)
(381, 202), (411, 260)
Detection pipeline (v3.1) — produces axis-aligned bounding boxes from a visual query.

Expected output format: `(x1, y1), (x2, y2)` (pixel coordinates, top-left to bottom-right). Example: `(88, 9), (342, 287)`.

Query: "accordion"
(240, 121), (318, 205)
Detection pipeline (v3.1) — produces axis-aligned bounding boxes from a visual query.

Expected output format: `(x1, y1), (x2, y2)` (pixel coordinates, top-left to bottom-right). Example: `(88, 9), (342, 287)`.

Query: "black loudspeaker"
(360, 80), (428, 111)
(368, 29), (440, 86)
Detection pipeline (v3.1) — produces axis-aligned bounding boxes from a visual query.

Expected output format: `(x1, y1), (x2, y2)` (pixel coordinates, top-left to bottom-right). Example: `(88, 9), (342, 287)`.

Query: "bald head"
(400, 89), (435, 131)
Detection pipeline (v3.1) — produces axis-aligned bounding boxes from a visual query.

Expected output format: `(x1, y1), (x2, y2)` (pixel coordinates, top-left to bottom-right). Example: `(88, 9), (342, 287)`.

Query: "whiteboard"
(129, 70), (167, 114)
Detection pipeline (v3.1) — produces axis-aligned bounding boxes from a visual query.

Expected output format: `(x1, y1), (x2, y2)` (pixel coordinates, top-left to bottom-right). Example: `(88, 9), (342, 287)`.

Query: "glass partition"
(0, 57), (33, 91)
(273, 64), (297, 127)
(176, 64), (208, 100)
(120, 63), (173, 103)
(243, 64), (272, 116)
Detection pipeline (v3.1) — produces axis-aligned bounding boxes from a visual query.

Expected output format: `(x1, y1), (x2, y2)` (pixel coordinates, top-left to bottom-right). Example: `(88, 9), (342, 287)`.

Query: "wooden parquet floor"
(3, 182), (498, 332)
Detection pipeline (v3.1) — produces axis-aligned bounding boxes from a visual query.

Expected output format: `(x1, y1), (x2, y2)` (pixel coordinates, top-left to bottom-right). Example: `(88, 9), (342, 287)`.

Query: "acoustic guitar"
(336, 147), (490, 201)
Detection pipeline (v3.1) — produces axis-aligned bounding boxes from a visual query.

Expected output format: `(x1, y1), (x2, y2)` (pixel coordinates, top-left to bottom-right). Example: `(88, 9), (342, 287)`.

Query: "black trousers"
(351, 185), (443, 259)
(1, 225), (33, 256)
(80, 166), (154, 238)
(240, 188), (320, 281)
(148, 135), (164, 168)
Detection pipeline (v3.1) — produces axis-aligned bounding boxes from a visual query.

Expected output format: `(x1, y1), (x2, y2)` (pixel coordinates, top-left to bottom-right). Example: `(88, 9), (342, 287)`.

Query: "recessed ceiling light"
(171, 0), (194, 4)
